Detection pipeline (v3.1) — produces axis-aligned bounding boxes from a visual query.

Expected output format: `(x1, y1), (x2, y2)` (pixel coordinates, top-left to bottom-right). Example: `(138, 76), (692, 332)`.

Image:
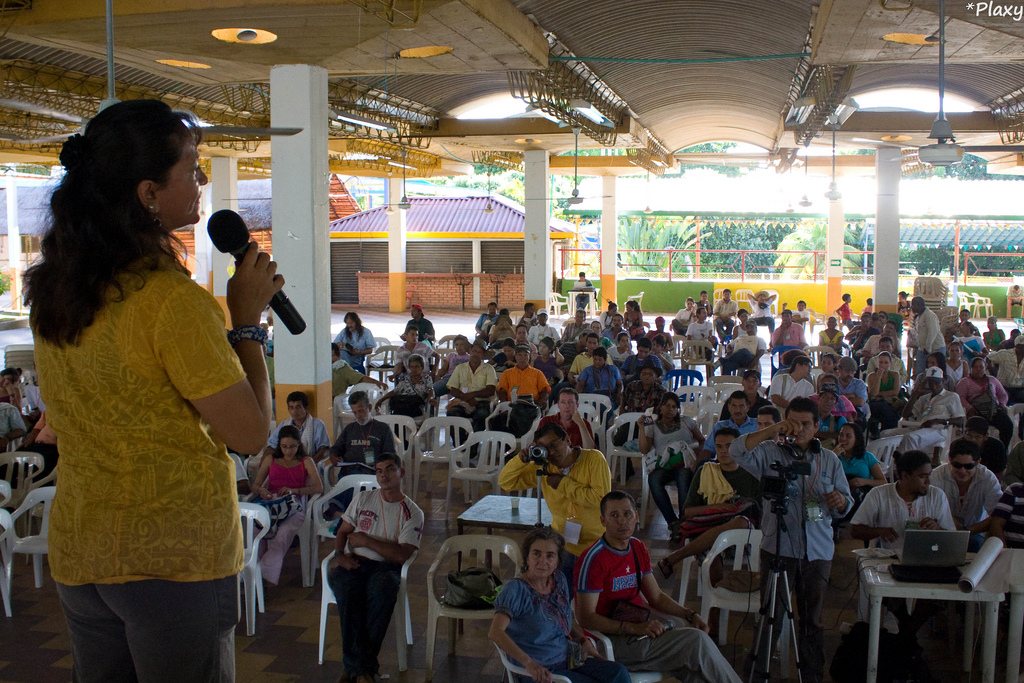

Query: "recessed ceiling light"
(211, 28), (278, 45)
(515, 138), (541, 144)
(398, 45), (453, 58)
(882, 33), (937, 45)
(881, 134), (913, 143)
(156, 59), (212, 69)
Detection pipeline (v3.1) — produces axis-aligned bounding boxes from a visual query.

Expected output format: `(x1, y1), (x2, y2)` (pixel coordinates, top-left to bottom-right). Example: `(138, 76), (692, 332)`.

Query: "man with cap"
(717, 320), (766, 375)
(497, 344), (551, 405)
(713, 288), (739, 340)
(880, 366), (965, 452)
(987, 333), (1024, 405)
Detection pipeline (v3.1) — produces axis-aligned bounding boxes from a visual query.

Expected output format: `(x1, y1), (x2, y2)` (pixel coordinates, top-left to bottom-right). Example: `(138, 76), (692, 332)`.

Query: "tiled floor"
(1, 307), (1021, 682)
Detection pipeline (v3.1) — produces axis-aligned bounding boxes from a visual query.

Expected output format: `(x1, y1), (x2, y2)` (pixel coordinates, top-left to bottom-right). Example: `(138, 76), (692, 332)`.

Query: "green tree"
(773, 222), (863, 278)
(616, 216), (697, 277)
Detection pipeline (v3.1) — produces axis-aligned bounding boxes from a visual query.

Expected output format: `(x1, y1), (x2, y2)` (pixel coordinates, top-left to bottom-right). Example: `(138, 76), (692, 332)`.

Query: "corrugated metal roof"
(329, 195), (575, 235)
(852, 64), (1024, 106)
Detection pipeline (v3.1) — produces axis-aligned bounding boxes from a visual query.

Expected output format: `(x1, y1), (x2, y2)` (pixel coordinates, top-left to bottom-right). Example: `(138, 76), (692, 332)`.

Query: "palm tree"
(616, 216), (697, 278)
(773, 221), (863, 279)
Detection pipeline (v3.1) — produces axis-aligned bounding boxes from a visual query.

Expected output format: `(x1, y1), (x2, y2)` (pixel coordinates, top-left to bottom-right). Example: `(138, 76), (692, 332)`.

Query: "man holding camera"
(729, 396), (853, 683)
(498, 422), (611, 575)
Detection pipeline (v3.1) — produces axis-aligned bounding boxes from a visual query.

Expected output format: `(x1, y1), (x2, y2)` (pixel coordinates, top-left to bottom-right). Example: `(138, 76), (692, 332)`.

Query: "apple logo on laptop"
(931, 544), (940, 552)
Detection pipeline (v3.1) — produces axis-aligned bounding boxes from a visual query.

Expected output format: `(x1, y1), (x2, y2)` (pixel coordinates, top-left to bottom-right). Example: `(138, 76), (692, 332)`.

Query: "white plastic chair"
(696, 402), (725, 438)
(306, 474), (380, 586)
(374, 414), (418, 485)
(367, 345), (399, 383)
(867, 435), (902, 481)
(412, 417), (473, 500)
(495, 645), (572, 682)
(0, 479), (10, 508)
(676, 386), (711, 418)
(548, 292), (570, 318)
(707, 375), (743, 387)
(8, 486), (55, 588)
(238, 503), (270, 636)
(318, 549), (417, 668)
(577, 393), (614, 424)
(447, 431), (516, 509)
(425, 534), (522, 681)
(0, 452), (42, 511)
(606, 412), (644, 486)
(0, 507), (12, 616)
(590, 417), (607, 455)
(699, 528), (763, 646)
(679, 340), (715, 380)
(590, 631), (666, 682)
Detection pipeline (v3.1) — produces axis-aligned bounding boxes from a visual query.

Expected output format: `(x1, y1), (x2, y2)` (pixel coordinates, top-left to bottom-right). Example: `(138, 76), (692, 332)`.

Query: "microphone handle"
(228, 243), (307, 335)
(270, 290), (307, 335)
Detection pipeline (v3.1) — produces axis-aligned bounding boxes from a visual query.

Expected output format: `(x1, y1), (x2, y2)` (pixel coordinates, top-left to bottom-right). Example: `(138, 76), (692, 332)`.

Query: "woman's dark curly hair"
(24, 99), (201, 346)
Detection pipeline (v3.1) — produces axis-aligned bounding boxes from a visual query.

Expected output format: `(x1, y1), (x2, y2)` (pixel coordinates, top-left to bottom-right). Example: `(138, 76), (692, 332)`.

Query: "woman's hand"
(226, 242), (285, 328)
(278, 487), (292, 497)
(524, 659), (553, 683)
(581, 637), (602, 661)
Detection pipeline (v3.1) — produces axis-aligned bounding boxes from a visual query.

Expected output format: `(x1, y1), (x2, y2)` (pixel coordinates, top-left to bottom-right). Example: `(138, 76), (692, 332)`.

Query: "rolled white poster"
(958, 536), (1005, 593)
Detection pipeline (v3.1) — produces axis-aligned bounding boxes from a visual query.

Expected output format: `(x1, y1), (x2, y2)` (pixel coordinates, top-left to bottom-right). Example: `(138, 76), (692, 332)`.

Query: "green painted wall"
(558, 279), (1022, 318)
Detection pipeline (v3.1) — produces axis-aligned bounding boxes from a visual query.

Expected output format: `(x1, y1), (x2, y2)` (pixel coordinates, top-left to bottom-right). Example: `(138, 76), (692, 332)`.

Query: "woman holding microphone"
(25, 99), (281, 682)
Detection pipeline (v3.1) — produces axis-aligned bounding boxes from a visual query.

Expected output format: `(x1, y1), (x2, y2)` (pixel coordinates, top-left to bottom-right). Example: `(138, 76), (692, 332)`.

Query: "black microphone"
(207, 209), (307, 335)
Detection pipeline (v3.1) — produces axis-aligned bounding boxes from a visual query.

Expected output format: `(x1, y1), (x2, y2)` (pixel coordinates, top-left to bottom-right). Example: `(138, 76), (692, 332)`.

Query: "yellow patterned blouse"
(35, 265), (246, 585)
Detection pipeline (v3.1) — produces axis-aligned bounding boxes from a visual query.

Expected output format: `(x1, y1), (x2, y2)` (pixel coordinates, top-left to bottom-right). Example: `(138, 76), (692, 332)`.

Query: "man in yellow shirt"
(499, 421), (611, 578)
(568, 333), (601, 384)
(497, 345), (551, 404)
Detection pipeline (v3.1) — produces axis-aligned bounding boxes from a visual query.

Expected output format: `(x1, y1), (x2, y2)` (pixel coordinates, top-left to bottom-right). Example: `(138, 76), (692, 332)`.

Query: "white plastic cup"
(510, 497), (520, 513)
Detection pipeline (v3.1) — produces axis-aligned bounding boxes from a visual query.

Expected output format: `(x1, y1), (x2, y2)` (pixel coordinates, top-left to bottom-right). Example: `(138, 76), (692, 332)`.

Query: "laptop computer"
(890, 529), (970, 584)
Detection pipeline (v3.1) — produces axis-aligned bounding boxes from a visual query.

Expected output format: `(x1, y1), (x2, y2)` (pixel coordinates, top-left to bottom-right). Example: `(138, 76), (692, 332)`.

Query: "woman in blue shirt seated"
(832, 423), (887, 518)
(489, 528), (630, 683)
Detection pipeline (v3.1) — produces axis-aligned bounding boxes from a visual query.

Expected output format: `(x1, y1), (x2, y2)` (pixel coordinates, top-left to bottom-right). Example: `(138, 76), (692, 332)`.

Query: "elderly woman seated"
(489, 527), (631, 683)
(375, 353), (437, 419)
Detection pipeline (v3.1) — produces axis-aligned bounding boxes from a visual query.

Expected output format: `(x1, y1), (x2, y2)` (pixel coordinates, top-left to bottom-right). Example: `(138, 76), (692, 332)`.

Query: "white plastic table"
(859, 558), (1004, 683)
(1005, 549), (1024, 683)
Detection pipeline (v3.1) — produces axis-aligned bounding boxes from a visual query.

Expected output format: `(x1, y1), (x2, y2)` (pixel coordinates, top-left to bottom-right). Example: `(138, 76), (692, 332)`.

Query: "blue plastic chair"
(770, 345), (803, 377)
(664, 368), (703, 391)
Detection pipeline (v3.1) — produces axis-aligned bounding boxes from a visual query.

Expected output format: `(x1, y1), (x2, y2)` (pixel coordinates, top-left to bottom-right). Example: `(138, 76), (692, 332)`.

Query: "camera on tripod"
(760, 460), (811, 505)
(528, 445), (549, 467)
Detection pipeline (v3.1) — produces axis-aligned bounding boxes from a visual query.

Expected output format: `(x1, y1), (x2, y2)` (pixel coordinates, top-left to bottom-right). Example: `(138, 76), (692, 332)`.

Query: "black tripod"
(533, 464), (546, 528)
(748, 499), (801, 683)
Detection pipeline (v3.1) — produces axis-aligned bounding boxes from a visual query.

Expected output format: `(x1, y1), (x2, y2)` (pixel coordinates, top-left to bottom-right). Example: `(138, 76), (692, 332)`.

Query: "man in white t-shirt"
(527, 310), (559, 346)
(881, 366), (965, 453)
(327, 454), (424, 683)
(930, 439), (1003, 551)
(686, 306), (714, 341)
(768, 355), (815, 409)
(851, 449), (955, 633)
(717, 320), (766, 375)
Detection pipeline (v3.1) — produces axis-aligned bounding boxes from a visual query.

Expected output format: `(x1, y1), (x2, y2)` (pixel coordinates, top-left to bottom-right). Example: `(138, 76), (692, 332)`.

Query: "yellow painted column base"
(525, 299), (547, 311)
(825, 277), (843, 318)
(600, 273), (617, 307)
(389, 272), (407, 313)
(875, 303), (899, 314)
(276, 381), (334, 439)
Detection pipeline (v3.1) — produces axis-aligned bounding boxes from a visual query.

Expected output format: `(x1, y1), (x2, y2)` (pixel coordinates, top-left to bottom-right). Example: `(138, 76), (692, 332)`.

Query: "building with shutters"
(328, 194), (575, 309)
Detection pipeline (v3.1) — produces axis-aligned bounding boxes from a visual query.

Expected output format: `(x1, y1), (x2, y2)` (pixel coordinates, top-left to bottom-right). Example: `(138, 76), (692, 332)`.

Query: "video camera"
(760, 460), (812, 512)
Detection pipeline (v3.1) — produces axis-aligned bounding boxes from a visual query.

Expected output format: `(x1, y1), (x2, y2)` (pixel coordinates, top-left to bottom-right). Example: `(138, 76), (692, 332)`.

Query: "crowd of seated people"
(203, 290), (1024, 683)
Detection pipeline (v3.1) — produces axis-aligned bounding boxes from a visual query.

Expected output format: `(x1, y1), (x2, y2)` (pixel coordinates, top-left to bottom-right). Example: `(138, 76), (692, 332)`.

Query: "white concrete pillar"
(387, 178), (407, 312)
(472, 238), (482, 309)
(874, 148), (901, 315)
(826, 198), (845, 314)
(600, 174), (617, 306)
(5, 172), (21, 310)
(524, 149), (551, 310)
(270, 64), (332, 431)
(193, 176), (213, 290)
(209, 157), (238, 303)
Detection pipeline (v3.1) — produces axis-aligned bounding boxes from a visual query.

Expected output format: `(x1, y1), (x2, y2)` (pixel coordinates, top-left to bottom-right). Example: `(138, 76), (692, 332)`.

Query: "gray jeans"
(605, 626), (742, 682)
(57, 575), (238, 683)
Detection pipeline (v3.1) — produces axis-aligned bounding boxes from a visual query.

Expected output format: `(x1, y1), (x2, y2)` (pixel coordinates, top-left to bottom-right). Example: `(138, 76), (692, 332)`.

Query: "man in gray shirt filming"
(729, 396), (853, 683)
